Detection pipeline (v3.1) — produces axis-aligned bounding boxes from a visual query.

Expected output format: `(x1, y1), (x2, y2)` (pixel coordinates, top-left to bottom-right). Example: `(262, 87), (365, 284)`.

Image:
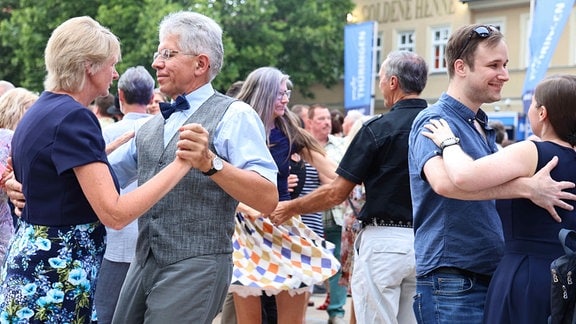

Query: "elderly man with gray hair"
(107, 12), (278, 323)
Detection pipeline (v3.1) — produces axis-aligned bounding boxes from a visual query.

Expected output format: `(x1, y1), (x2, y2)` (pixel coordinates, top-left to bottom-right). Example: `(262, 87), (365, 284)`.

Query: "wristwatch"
(202, 155), (224, 176)
(440, 137), (460, 151)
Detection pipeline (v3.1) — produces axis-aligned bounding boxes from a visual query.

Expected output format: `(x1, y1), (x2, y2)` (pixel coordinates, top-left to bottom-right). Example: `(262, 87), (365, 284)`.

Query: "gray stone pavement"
(306, 293), (352, 324)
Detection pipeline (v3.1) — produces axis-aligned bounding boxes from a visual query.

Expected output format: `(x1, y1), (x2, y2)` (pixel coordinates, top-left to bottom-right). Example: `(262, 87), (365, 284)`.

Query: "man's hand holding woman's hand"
(176, 123), (215, 172)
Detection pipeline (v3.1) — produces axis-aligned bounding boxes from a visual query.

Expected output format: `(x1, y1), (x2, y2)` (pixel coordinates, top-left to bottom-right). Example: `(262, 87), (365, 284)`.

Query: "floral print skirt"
(0, 220), (105, 324)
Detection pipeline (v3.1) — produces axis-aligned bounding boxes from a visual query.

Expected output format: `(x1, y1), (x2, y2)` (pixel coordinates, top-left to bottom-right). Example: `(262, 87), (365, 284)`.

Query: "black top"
(289, 158), (306, 200)
(337, 98), (427, 224)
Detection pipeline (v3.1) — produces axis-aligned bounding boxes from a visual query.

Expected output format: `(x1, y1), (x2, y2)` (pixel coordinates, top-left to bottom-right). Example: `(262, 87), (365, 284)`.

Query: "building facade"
(292, 0), (576, 138)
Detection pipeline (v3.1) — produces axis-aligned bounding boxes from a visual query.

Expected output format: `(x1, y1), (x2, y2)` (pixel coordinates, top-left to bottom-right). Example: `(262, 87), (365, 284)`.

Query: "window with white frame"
(431, 26), (450, 72)
(397, 31), (415, 52)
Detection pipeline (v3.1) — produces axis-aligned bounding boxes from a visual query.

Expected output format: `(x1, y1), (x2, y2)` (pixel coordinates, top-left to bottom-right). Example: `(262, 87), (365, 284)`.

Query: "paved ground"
(212, 292), (353, 323)
(306, 293), (352, 324)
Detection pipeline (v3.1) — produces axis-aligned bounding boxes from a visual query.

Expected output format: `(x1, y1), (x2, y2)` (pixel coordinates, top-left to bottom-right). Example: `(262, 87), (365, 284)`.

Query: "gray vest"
(135, 93), (238, 266)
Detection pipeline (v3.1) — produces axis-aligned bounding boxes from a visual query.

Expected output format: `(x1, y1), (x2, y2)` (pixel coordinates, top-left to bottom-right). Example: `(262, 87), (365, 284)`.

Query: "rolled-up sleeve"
(213, 101), (278, 185)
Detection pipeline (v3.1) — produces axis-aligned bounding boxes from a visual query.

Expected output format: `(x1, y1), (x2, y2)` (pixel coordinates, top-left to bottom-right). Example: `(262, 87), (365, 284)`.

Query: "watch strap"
(440, 137), (460, 151)
(202, 156), (222, 176)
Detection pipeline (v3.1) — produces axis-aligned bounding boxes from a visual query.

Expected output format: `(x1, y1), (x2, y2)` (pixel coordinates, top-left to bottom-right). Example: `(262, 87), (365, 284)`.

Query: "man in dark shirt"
(270, 50), (428, 324)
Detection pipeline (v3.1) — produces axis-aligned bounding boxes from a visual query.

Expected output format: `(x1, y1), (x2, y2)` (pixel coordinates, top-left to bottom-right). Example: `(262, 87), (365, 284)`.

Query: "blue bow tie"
(160, 95), (190, 119)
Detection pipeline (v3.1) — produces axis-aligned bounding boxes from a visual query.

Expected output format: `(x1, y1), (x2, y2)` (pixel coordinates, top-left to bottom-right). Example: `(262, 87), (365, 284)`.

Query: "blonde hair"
(44, 16), (121, 92)
(0, 88), (38, 130)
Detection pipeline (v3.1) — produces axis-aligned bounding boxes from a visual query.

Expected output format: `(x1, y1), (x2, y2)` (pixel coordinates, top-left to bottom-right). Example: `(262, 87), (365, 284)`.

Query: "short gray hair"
(382, 50), (428, 95)
(118, 66), (155, 105)
(159, 11), (223, 81)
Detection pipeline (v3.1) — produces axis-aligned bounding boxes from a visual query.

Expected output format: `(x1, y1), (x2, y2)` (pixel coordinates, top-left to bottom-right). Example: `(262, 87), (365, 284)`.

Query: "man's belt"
(361, 218), (412, 228)
(431, 267), (492, 286)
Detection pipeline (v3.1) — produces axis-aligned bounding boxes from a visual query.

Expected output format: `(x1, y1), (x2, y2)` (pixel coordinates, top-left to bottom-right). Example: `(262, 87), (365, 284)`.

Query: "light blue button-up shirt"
(102, 112), (152, 145)
(107, 83), (278, 188)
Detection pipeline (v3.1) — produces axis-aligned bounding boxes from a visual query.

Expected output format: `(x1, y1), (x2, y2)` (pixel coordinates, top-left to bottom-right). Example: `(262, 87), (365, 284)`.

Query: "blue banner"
(522, 0), (574, 118)
(344, 21), (376, 115)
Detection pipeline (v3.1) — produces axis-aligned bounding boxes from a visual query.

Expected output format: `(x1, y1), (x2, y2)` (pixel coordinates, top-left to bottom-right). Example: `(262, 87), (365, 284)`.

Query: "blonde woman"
(0, 87), (38, 263)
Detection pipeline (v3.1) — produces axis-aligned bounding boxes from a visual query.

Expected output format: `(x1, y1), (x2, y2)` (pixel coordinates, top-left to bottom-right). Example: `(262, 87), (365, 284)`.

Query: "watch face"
(213, 156), (224, 170)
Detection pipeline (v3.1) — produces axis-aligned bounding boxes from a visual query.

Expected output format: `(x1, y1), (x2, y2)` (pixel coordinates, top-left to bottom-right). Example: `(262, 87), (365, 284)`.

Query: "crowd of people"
(0, 10), (576, 324)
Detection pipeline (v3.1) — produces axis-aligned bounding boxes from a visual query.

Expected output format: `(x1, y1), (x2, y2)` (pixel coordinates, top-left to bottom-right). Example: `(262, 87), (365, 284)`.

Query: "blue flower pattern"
(0, 221), (105, 323)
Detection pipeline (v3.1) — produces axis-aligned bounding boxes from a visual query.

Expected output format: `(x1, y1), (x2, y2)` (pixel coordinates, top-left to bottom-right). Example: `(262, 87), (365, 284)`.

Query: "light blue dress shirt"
(102, 112), (152, 145)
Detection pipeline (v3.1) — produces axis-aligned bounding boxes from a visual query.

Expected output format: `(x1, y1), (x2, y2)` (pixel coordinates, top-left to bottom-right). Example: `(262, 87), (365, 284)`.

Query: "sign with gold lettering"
(358, 0), (455, 23)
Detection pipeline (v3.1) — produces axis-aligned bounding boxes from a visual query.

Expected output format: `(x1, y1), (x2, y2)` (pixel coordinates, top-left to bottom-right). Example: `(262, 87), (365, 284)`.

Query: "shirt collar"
(179, 83), (215, 118)
(121, 112), (151, 120)
(440, 92), (488, 123)
(389, 98), (428, 111)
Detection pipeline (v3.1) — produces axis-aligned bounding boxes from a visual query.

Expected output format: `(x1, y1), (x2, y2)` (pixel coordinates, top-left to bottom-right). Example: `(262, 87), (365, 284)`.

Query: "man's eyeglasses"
(153, 49), (197, 62)
(277, 90), (291, 101)
(455, 25), (497, 59)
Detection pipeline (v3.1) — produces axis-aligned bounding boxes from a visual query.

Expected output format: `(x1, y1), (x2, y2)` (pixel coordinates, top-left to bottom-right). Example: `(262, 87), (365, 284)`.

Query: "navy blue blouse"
(269, 127), (292, 202)
(12, 92), (119, 226)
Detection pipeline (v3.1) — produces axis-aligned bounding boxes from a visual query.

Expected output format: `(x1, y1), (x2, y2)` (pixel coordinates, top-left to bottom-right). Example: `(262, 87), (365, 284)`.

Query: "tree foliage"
(0, 0), (353, 97)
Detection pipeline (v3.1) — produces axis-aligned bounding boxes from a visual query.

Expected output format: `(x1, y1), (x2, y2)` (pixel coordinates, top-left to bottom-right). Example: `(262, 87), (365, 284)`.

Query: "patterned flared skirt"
(229, 213), (340, 297)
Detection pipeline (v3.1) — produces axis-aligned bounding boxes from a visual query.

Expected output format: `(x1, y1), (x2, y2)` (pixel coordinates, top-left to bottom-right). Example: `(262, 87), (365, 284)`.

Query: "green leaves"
(0, 0), (353, 98)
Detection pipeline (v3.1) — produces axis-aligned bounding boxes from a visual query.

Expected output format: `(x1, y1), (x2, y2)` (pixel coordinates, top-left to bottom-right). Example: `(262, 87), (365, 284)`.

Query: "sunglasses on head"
(456, 25), (498, 59)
